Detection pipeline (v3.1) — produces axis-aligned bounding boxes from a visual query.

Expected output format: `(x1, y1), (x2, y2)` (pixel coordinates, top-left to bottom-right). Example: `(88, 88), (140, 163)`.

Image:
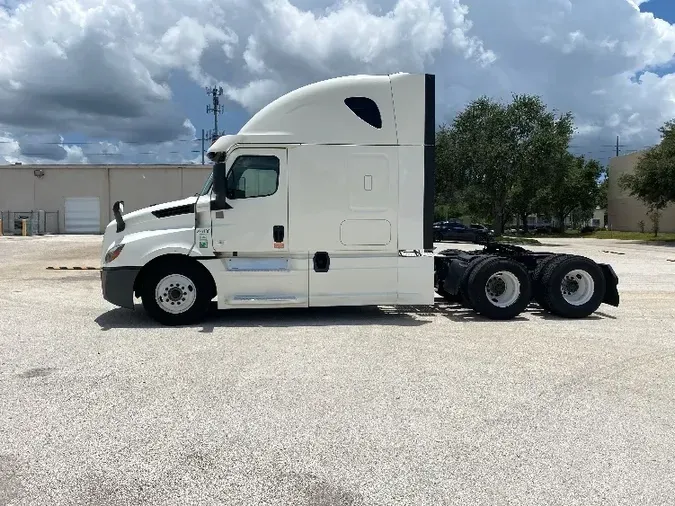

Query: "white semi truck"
(100, 72), (620, 326)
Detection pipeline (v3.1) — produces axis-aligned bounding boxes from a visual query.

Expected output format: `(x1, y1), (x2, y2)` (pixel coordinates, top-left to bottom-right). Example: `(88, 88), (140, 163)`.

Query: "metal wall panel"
(65, 197), (101, 233)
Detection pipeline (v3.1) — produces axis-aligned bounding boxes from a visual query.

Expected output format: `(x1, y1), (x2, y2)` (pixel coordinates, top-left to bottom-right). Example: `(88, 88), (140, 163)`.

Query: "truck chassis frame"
(433, 241), (619, 320)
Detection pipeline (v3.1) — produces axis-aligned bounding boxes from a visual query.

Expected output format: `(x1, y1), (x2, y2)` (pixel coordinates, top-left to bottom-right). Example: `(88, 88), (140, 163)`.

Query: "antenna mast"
(206, 86), (224, 142)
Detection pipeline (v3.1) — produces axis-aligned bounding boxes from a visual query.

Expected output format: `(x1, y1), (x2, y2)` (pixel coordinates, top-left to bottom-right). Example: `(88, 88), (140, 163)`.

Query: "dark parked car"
(468, 224), (493, 234)
(531, 224), (555, 234)
(433, 222), (494, 243)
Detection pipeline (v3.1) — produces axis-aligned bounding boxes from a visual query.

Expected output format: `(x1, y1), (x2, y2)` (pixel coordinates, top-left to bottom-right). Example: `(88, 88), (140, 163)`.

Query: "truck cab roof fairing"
(234, 74), (402, 146)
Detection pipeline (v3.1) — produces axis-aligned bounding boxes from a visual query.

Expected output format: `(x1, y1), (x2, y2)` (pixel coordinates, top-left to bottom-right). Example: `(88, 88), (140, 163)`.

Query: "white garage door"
(65, 197), (101, 234)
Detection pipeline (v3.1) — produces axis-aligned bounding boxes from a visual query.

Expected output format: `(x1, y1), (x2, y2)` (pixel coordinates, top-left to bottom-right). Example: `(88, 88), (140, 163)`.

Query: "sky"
(0, 0), (674, 166)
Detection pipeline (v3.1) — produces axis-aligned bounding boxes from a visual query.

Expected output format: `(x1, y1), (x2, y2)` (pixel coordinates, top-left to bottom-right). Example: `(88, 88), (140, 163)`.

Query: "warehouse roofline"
(608, 149), (648, 163)
(0, 163), (210, 170)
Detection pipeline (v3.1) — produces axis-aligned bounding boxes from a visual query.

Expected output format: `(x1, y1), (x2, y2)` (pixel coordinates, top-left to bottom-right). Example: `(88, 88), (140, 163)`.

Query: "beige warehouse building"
(607, 151), (675, 233)
(3, 155), (658, 235)
(0, 164), (212, 235)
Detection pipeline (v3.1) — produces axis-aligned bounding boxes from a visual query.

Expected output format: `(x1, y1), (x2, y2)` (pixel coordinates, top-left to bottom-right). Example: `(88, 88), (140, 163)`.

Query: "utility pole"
(616, 135), (620, 157)
(206, 86), (224, 143)
(201, 129), (222, 163)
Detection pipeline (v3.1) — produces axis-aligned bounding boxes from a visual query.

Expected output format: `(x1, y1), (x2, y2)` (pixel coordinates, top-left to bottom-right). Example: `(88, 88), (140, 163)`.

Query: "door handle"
(273, 225), (284, 243)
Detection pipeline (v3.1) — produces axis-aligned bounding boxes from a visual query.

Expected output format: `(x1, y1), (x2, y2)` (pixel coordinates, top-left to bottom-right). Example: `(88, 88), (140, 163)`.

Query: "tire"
(458, 256), (491, 310)
(140, 260), (214, 326)
(532, 254), (564, 312)
(466, 257), (532, 320)
(539, 255), (605, 318)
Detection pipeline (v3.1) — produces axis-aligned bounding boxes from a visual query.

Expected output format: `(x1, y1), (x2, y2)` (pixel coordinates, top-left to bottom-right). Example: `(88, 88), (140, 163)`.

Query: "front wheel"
(140, 261), (213, 326)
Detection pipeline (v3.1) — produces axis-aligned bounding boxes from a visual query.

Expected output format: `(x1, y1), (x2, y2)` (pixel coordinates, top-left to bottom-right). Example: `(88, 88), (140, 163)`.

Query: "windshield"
(199, 171), (213, 196)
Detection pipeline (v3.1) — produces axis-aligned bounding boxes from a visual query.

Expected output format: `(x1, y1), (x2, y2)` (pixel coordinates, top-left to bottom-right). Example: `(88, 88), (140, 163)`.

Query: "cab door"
(210, 147), (308, 308)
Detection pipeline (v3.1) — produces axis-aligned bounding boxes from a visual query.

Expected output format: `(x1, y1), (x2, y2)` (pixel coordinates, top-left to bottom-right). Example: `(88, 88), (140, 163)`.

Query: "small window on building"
(344, 97), (382, 129)
(226, 155), (280, 199)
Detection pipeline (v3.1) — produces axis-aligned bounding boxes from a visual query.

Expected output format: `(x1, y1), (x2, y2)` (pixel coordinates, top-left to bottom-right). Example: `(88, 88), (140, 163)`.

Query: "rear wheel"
(458, 256), (490, 309)
(466, 257), (532, 320)
(140, 260), (213, 326)
(532, 254), (564, 312)
(539, 255), (605, 318)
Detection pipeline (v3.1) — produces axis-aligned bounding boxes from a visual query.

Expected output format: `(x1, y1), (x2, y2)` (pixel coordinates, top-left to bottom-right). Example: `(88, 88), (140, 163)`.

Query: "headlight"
(104, 244), (125, 264)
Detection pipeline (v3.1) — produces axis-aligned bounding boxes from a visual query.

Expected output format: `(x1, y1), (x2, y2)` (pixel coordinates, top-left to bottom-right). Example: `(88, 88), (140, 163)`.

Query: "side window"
(344, 97), (382, 129)
(226, 155), (280, 199)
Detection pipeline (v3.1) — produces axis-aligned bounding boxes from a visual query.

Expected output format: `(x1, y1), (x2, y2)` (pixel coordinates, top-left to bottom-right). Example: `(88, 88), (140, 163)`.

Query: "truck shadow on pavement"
(94, 301), (616, 331)
(95, 303), (431, 331)
(395, 303), (615, 322)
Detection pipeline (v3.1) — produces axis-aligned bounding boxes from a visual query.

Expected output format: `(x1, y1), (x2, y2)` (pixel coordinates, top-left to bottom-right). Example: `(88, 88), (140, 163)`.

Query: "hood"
(102, 195), (200, 261)
(123, 195), (198, 222)
(108, 195), (199, 235)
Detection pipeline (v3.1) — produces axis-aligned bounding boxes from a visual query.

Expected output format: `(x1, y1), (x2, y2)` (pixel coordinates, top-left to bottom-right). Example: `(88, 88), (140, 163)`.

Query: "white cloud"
(431, 0), (675, 160)
(0, 0), (674, 166)
(0, 0), (210, 145)
(0, 131), (89, 164)
(224, 79), (284, 112)
(0, 132), (21, 165)
(224, 0), (490, 110)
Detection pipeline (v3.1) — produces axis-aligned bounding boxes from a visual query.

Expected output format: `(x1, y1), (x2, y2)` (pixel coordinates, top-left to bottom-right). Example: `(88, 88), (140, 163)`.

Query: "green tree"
(507, 95), (575, 232)
(619, 120), (675, 220)
(571, 207), (593, 229)
(649, 209), (661, 237)
(435, 94), (575, 234)
(439, 96), (516, 233)
(545, 155), (603, 232)
(434, 125), (469, 219)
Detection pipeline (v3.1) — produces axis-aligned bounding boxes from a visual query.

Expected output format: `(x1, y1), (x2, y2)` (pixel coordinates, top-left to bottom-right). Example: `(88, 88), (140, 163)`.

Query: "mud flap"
(441, 259), (467, 296)
(599, 263), (620, 306)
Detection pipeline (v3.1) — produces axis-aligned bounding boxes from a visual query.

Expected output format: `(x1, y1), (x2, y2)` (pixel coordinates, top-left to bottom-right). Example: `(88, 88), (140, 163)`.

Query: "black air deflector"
(423, 73), (436, 251)
(344, 97), (382, 129)
(152, 203), (195, 218)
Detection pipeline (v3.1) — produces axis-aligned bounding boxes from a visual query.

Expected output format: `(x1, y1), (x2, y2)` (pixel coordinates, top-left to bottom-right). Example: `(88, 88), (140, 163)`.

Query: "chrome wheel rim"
(485, 271), (521, 308)
(560, 269), (594, 306)
(155, 274), (196, 314)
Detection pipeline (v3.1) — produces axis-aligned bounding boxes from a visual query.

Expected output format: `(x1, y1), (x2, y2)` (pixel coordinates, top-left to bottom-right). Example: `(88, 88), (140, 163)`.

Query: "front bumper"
(101, 266), (141, 309)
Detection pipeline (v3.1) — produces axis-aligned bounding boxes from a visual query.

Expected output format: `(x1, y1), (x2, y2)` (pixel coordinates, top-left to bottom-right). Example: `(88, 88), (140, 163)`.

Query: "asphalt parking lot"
(1, 235), (674, 505)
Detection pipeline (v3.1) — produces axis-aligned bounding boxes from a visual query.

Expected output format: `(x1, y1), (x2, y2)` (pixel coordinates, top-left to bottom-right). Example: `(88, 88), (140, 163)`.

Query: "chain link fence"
(1, 210), (60, 235)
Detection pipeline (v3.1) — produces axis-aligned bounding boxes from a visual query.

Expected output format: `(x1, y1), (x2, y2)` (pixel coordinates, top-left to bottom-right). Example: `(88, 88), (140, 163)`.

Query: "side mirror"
(212, 162), (229, 210)
(112, 200), (125, 233)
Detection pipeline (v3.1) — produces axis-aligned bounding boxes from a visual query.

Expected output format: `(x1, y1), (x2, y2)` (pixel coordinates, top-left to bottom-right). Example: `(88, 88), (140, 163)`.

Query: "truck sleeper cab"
(100, 72), (619, 326)
(100, 73), (437, 325)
